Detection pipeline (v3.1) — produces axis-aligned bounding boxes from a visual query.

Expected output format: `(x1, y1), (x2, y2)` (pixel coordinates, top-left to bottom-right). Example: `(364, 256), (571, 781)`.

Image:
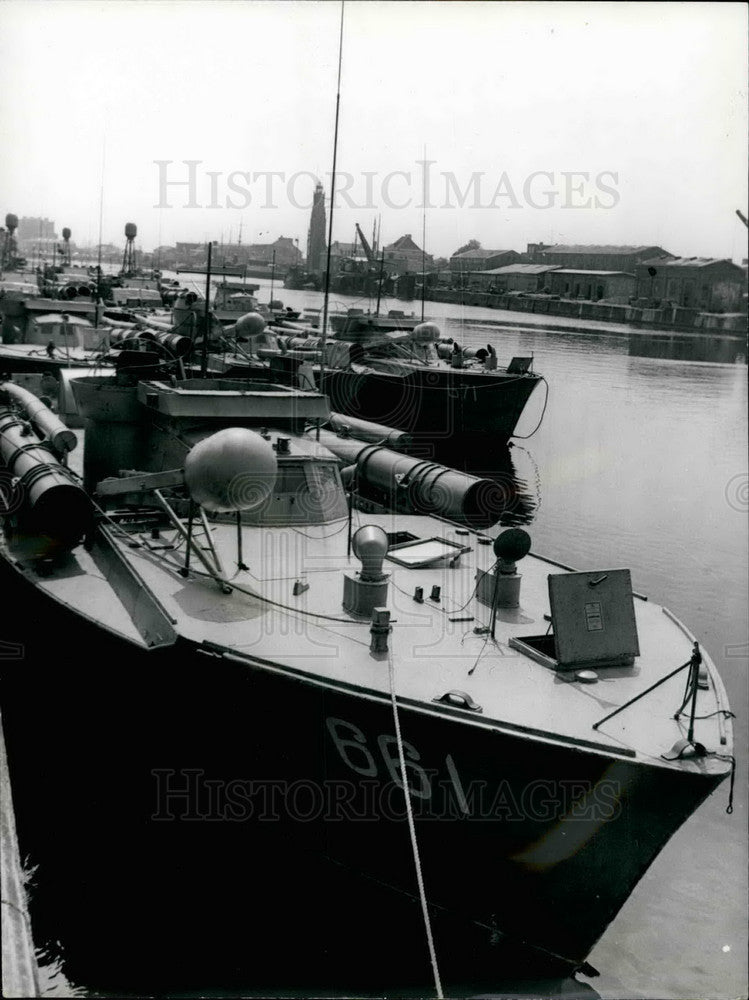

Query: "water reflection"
(627, 332), (746, 365)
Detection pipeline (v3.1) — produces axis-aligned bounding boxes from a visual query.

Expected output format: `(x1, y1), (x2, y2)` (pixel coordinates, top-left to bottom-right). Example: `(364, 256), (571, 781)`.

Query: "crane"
(355, 222), (376, 265)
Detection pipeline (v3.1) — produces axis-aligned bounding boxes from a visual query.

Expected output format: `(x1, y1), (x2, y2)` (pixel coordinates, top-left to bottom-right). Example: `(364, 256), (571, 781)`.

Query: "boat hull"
(0, 551), (722, 993)
(219, 358), (541, 451)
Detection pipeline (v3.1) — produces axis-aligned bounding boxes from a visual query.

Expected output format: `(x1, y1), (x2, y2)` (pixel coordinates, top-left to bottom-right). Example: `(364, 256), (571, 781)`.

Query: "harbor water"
(4, 283), (747, 998)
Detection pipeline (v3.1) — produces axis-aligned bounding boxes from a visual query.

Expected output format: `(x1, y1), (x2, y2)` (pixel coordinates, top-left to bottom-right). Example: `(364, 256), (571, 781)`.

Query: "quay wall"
(1, 710), (40, 998)
(418, 289), (747, 334)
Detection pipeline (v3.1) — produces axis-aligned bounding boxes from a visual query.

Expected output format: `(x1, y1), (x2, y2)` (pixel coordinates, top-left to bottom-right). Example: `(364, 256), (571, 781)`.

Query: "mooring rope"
(386, 647), (444, 998)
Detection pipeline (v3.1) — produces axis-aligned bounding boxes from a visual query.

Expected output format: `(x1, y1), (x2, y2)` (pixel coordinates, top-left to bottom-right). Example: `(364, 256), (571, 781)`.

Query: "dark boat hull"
(219, 357), (541, 452)
(0, 552), (721, 995)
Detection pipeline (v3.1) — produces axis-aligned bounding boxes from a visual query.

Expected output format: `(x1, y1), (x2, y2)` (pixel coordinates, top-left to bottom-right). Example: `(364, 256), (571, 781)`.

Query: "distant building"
(72, 242), (120, 262)
(14, 217), (61, 258)
(185, 237), (303, 269)
(547, 269), (636, 303)
(449, 248), (519, 273)
(175, 241), (203, 257)
(524, 242), (553, 259)
(472, 263), (561, 293)
(17, 216), (57, 243)
(306, 182), (327, 271)
(528, 243), (672, 272)
(327, 241), (358, 267)
(634, 257), (746, 311)
(153, 245), (178, 268)
(244, 236), (301, 268)
(383, 234), (432, 274)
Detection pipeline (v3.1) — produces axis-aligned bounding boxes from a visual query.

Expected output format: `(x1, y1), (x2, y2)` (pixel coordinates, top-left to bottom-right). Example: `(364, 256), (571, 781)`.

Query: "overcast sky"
(1, 1), (746, 261)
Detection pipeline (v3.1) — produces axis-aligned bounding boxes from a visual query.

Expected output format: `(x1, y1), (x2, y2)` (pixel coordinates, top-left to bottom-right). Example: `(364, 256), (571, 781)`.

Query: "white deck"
(2, 426), (731, 776)
(14, 503), (728, 777)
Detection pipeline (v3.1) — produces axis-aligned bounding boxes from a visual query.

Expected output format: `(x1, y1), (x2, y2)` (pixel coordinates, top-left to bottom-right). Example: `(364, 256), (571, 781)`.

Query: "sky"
(1, 1), (746, 261)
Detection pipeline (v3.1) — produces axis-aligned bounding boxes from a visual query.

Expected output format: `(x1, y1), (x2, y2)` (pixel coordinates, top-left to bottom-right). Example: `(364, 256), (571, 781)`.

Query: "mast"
(201, 240), (213, 378)
(317, 0), (345, 437)
(94, 135), (106, 329)
(420, 144), (427, 323)
(376, 250), (385, 316)
(269, 248), (276, 306)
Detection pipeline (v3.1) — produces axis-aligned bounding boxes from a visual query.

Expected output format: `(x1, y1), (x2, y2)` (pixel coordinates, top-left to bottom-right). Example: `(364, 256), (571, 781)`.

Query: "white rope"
(387, 647), (444, 998)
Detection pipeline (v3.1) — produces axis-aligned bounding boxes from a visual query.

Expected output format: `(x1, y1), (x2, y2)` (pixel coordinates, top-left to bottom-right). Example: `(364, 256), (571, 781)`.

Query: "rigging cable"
(510, 375), (549, 440)
(386, 645), (444, 999)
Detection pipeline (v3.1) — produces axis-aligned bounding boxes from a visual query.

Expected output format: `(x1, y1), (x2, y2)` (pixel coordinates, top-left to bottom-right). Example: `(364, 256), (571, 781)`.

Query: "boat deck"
(8, 500), (731, 776)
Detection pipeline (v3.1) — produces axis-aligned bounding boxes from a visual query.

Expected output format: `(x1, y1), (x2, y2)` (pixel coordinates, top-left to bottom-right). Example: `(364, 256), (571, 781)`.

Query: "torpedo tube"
(327, 413), (412, 449)
(108, 328), (192, 358)
(0, 408), (92, 553)
(0, 381), (77, 455)
(312, 429), (504, 528)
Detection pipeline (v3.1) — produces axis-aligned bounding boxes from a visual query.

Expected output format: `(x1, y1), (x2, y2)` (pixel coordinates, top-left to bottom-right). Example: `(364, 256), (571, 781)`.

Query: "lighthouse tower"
(306, 182), (326, 273)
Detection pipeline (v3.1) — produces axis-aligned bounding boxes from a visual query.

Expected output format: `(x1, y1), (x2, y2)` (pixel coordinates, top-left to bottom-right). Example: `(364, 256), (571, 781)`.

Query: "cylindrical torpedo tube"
(0, 381), (77, 454)
(312, 429), (504, 529)
(110, 327), (192, 359)
(327, 412), (412, 449)
(0, 409), (92, 551)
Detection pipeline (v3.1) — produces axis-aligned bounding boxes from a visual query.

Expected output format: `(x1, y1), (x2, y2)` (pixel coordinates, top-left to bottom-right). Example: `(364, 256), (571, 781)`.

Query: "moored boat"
(212, 313), (545, 456)
(0, 369), (734, 992)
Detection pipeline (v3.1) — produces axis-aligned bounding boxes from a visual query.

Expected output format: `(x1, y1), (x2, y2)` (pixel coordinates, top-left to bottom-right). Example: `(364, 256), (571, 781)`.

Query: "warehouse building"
(471, 263), (560, 293)
(449, 248), (519, 273)
(527, 243), (672, 272)
(635, 257), (746, 311)
(546, 268), (636, 303)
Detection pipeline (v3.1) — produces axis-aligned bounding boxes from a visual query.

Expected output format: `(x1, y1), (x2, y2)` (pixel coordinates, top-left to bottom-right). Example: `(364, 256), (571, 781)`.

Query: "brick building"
(450, 248), (519, 273)
(635, 257), (746, 311)
(547, 269), (636, 303)
(383, 234), (432, 274)
(472, 263), (560, 293)
(527, 243), (672, 272)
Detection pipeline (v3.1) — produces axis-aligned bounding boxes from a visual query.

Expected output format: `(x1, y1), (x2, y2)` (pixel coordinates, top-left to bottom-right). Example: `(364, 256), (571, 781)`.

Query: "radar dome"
(62, 227), (71, 240)
(413, 322), (441, 342)
(184, 427), (278, 513)
(124, 222), (137, 239)
(5, 214), (18, 230)
(233, 312), (267, 338)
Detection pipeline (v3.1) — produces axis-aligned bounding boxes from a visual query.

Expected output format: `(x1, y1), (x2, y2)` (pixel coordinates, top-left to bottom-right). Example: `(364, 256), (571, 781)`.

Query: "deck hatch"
(511, 569), (640, 671)
(385, 535), (471, 569)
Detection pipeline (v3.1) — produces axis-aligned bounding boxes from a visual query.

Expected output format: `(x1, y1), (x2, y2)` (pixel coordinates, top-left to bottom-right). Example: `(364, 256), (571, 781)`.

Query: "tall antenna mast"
(421, 144), (427, 323)
(94, 133), (106, 329)
(317, 0), (345, 436)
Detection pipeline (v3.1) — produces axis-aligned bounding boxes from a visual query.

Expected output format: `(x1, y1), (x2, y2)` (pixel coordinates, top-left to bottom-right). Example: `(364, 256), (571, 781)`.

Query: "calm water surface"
(13, 282), (749, 998)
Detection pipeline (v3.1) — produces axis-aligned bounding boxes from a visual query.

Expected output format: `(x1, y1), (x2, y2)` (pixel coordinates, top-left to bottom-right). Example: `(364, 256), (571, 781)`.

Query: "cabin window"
(245, 459), (348, 525)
